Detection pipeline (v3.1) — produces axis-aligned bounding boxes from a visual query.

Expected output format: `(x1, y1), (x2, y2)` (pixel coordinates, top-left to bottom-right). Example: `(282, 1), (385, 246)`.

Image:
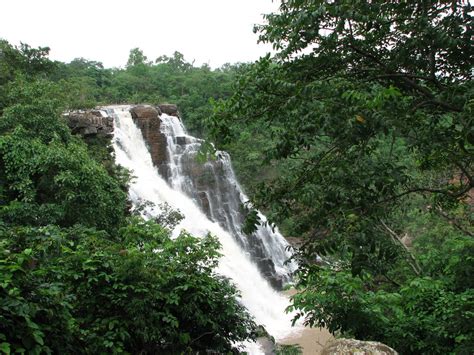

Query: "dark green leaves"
(0, 219), (257, 354)
(207, 1), (473, 353)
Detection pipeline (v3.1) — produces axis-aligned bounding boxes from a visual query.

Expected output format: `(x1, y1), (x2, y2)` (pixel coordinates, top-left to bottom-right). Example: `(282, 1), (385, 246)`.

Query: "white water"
(159, 115), (297, 282)
(108, 105), (302, 351)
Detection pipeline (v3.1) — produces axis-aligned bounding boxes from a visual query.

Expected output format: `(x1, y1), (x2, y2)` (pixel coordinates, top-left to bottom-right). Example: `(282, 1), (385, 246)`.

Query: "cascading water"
(159, 114), (296, 288)
(107, 105), (301, 351)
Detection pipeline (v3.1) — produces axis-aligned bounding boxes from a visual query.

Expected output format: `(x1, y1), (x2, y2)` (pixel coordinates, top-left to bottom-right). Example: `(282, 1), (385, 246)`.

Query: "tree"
(0, 77), (128, 233)
(126, 47), (149, 68)
(209, 1), (473, 353)
(0, 40), (58, 112)
(156, 51), (193, 72)
(0, 219), (257, 354)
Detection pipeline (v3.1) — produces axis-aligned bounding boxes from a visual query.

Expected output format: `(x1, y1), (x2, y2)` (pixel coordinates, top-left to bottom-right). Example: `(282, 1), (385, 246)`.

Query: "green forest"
(1, 0), (473, 354)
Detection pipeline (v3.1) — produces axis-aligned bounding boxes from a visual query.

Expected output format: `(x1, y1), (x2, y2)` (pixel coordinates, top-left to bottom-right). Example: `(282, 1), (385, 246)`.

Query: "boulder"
(64, 109), (113, 138)
(130, 105), (159, 120)
(401, 233), (414, 248)
(321, 339), (398, 355)
(255, 325), (277, 355)
(158, 104), (180, 117)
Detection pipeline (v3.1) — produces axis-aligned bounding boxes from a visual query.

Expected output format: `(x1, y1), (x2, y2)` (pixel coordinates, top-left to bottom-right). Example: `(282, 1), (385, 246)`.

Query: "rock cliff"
(129, 105), (169, 178)
(158, 103), (180, 117)
(63, 105), (172, 178)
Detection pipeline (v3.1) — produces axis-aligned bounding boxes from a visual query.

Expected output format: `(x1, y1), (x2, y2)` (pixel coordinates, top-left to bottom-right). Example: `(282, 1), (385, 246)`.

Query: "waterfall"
(107, 105), (301, 350)
(159, 114), (296, 288)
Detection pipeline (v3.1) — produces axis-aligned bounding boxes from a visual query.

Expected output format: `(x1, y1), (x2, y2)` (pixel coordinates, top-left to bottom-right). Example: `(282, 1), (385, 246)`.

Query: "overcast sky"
(0, 0), (280, 68)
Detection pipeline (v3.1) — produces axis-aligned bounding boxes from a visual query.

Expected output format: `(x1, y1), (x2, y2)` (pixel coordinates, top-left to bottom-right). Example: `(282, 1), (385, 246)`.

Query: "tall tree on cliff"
(209, 1), (473, 353)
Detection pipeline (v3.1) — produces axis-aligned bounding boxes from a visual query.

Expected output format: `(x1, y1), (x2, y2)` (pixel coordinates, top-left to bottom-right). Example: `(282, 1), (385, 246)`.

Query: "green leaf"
(0, 342), (10, 354)
(32, 332), (44, 346)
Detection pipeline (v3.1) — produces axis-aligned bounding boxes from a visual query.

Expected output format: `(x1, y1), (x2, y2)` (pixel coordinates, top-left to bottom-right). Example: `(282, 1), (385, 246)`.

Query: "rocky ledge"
(158, 103), (180, 117)
(64, 109), (113, 137)
(64, 104), (179, 178)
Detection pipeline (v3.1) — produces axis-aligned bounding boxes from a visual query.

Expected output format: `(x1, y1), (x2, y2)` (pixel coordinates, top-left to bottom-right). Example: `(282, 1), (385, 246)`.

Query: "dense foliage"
(0, 40), (257, 353)
(0, 77), (128, 233)
(209, 0), (473, 353)
(0, 221), (256, 354)
(2, 1), (473, 351)
(1, 39), (241, 135)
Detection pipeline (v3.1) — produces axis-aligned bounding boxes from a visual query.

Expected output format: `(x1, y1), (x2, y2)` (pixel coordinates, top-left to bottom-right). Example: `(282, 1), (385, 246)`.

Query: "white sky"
(0, 0), (280, 68)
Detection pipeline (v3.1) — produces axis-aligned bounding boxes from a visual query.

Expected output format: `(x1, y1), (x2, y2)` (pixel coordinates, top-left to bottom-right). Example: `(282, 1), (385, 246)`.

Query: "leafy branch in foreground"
(209, 1), (473, 353)
(0, 219), (257, 353)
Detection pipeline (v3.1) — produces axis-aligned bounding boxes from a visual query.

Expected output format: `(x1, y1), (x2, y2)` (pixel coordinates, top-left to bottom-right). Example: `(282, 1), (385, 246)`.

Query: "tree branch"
(346, 43), (462, 112)
(190, 331), (214, 345)
(376, 184), (473, 205)
(371, 73), (444, 87)
(379, 220), (422, 276)
(432, 205), (474, 237)
(455, 162), (473, 186)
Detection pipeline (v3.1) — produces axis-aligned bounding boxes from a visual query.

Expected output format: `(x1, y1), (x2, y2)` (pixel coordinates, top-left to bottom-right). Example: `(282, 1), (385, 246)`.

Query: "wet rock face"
(65, 110), (113, 137)
(129, 105), (169, 177)
(176, 136), (187, 145)
(321, 339), (398, 355)
(255, 257), (283, 289)
(130, 105), (159, 120)
(197, 191), (212, 217)
(166, 138), (286, 289)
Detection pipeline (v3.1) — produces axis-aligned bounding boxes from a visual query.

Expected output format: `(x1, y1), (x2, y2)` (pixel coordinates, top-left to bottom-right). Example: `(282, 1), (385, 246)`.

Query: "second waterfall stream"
(108, 105), (302, 352)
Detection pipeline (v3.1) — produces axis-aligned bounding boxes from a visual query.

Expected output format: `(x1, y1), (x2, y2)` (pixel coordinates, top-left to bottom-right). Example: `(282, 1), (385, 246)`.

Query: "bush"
(0, 219), (257, 353)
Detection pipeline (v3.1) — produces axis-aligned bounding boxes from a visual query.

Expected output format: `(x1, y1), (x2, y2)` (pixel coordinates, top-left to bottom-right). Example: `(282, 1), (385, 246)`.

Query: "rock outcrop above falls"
(64, 105), (171, 178)
(64, 110), (113, 137)
(158, 104), (180, 117)
(129, 105), (169, 178)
